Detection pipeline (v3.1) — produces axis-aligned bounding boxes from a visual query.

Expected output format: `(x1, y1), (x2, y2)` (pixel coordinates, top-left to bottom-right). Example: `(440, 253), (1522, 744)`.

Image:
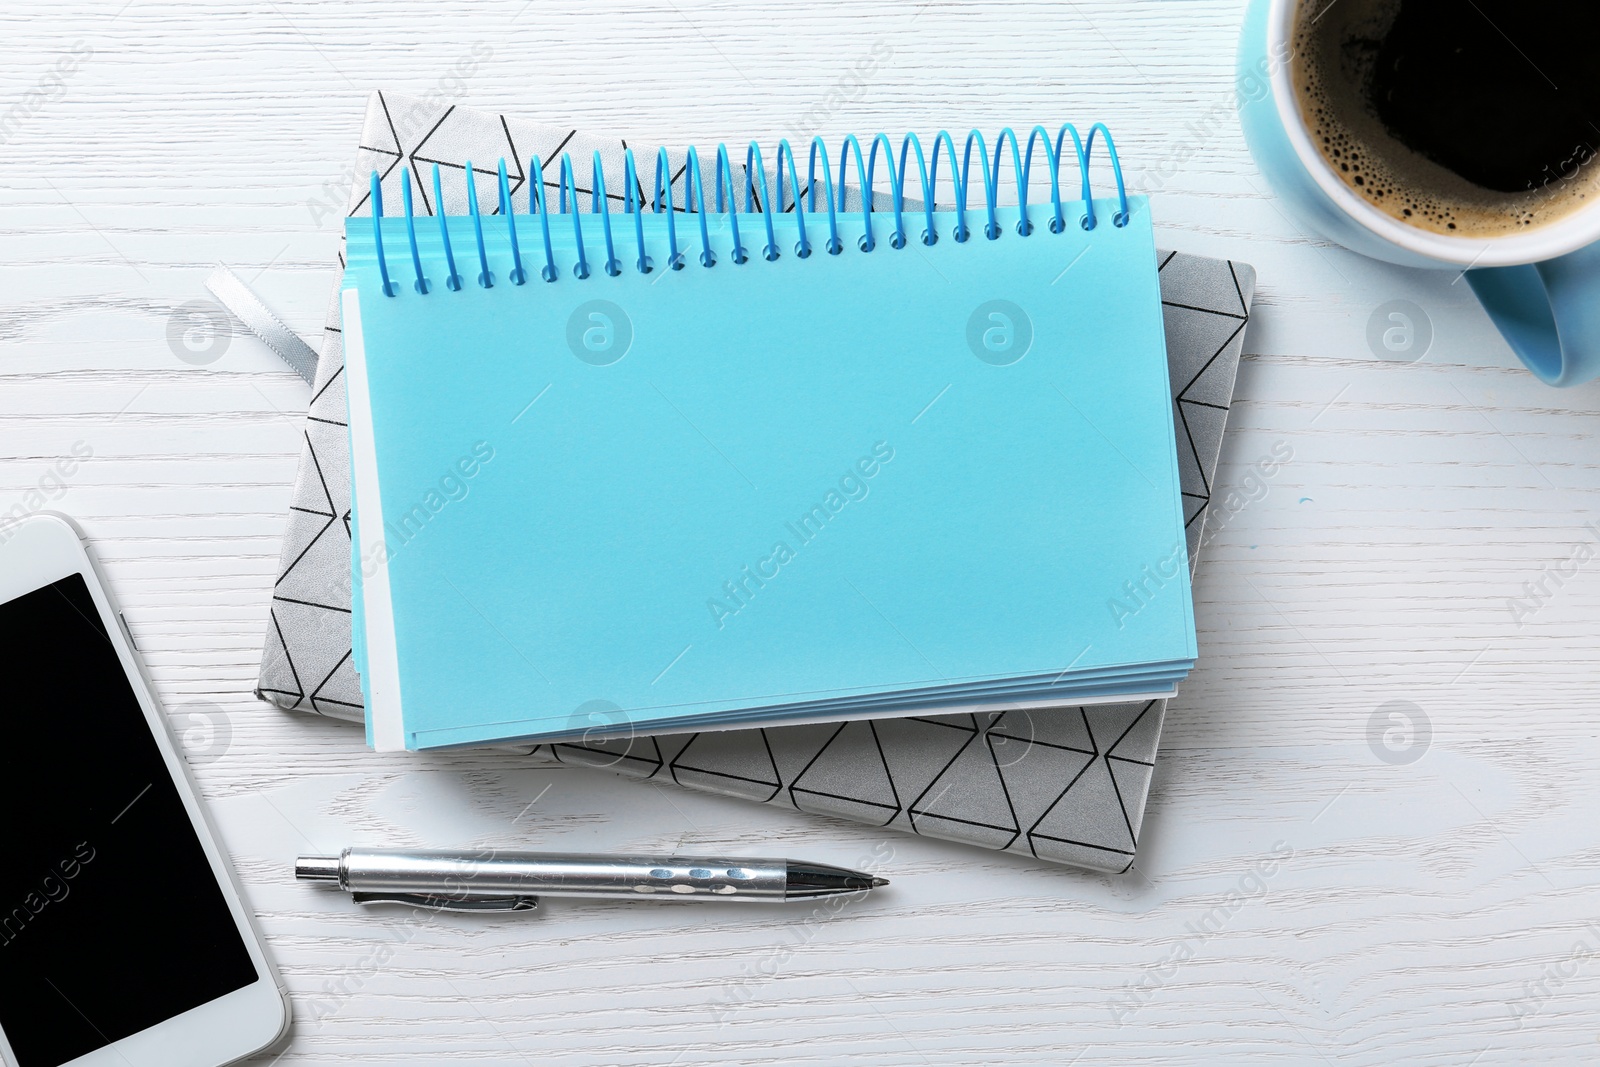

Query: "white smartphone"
(0, 514), (290, 1067)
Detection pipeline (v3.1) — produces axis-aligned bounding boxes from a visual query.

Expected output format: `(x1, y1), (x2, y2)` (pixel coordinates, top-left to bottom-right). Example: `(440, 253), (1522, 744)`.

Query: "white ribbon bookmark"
(204, 265), (320, 385)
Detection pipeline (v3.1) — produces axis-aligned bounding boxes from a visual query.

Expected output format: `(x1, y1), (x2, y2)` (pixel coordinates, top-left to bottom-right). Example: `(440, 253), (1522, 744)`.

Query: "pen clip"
(350, 892), (540, 913)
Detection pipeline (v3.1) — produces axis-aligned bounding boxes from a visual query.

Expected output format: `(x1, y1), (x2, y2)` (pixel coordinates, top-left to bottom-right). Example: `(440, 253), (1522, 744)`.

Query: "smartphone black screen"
(0, 574), (259, 1067)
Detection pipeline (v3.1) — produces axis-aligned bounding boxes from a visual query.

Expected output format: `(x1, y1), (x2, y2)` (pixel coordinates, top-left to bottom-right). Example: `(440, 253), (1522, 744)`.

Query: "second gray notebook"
(255, 91), (1256, 874)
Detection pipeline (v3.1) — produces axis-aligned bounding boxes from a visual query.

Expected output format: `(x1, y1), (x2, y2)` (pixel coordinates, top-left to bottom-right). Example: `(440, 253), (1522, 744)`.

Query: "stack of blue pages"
(342, 128), (1197, 751)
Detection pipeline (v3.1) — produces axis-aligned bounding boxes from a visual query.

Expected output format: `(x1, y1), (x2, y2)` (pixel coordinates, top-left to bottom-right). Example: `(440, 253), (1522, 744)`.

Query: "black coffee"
(1292, 0), (1600, 235)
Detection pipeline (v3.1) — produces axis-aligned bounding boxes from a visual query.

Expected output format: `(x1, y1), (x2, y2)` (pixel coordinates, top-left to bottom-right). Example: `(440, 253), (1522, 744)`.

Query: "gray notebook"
(256, 92), (1255, 873)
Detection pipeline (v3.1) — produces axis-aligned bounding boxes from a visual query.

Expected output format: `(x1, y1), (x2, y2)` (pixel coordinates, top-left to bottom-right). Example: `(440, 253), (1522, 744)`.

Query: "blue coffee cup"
(1238, 0), (1600, 386)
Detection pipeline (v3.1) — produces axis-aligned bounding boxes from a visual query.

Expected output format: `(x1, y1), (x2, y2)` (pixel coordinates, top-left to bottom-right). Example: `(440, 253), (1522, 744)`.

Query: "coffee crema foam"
(1290, 0), (1598, 238)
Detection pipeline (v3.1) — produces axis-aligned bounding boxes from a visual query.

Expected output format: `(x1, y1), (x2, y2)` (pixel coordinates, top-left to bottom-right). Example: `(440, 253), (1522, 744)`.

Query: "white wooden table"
(6, 1), (1600, 1062)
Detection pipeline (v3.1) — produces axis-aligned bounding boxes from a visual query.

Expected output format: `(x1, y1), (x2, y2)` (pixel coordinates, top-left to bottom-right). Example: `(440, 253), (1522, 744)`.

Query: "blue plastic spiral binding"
(464, 159), (492, 289)
(367, 173), (398, 297)
(429, 164), (463, 291)
(400, 168), (428, 294)
(365, 124), (1131, 296)
(497, 160), (526, 285)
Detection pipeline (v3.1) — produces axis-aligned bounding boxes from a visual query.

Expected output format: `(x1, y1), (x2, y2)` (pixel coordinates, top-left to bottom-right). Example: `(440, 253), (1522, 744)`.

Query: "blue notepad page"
(344, 166), (1195, 751)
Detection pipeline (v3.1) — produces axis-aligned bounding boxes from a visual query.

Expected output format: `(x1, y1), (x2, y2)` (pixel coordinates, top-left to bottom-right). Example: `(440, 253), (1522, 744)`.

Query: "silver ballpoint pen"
(296, 847), (889, 912)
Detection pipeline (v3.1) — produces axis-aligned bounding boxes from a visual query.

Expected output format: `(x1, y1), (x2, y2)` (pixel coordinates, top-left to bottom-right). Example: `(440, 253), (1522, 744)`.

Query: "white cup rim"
(1267, 0), (1600, 268)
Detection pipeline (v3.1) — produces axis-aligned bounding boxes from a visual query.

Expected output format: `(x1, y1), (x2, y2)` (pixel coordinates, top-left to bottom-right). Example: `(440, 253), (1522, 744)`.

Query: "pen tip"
(784, 863), (890, 897)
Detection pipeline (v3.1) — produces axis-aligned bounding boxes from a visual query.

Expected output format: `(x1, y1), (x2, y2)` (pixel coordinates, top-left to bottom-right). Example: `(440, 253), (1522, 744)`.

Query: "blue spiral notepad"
(342, 126), (1197, 751)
